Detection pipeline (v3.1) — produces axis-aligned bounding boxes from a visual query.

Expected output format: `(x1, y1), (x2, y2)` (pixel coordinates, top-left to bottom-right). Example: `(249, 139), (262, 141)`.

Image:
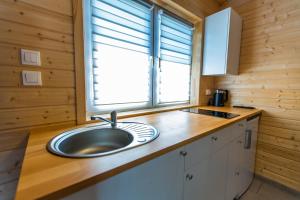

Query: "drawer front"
(210, 120), (246, 153)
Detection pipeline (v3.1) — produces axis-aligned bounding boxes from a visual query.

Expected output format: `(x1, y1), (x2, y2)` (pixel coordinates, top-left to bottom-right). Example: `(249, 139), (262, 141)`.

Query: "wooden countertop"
(15, 106), (261, 200)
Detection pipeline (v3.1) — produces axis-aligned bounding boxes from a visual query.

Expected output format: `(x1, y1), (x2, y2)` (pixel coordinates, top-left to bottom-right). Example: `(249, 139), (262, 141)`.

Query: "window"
(85, 0), (194, 113)
(157, 11), (193, 104)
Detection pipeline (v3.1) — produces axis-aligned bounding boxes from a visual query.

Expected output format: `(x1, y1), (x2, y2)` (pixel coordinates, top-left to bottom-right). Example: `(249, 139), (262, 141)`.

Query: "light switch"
(22, 71), (42, 86)
(21, 49), (41, 66)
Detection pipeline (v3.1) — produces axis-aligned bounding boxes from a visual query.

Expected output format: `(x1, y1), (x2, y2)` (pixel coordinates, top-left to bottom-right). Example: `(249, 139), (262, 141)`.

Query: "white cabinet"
(64, 148), (185, 200)
(240, 116), (259, 194)
(64, 117), (259, 200)
(183, 136), (211, 200)
(183, 123), (241, 200)
(202, 7), (242, 76)
(183, 159), (210, 200)
(206, 145), (229, 200)
(183, 120), (249, 200)
(225, 116), (259, 200)
(226, 135), (244, 200)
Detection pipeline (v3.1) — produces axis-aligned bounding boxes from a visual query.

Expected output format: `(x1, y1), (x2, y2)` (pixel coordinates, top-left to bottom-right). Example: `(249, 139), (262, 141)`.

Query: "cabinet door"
(202, 8), (230, 75)
(202, 8), (242, 75)
(225, 135), (244, 200)
(185, 135), (211, 170)
(63, 148), (185, 200)
(240, 117), (259, 194)
(183, 158), (210, 200)
(206, 145), (229, 200)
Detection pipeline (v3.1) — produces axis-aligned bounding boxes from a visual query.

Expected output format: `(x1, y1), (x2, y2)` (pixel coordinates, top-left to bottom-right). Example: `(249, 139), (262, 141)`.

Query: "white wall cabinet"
(202, 7), (242, 76)
(64, 116), (259, 200)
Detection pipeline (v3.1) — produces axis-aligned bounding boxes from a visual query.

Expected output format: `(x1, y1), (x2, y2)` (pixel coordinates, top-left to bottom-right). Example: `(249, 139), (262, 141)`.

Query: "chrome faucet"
(91, 111), (117, 128)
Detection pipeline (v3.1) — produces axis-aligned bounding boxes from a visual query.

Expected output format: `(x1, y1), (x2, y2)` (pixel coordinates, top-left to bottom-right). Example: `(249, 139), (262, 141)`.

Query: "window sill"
(88, 104), (198, 123)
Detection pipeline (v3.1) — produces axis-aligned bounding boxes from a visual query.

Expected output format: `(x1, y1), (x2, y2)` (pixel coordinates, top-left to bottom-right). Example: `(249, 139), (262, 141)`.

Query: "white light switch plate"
(21, 49), (41, 66)
(22, 71), (42, 86)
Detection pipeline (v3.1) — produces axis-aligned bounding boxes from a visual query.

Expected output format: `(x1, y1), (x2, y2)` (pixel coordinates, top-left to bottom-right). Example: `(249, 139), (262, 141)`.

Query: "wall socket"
(205, 89), (212, 96)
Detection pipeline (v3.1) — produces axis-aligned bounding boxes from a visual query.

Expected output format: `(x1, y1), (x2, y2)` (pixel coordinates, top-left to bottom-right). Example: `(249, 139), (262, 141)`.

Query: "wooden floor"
(241, 177), (300, 200)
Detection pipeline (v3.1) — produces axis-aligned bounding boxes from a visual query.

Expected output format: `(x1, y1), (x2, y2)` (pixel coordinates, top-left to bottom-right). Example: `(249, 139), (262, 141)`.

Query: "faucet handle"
(111, 111), (117, 119)
(110, 111), (117, 128)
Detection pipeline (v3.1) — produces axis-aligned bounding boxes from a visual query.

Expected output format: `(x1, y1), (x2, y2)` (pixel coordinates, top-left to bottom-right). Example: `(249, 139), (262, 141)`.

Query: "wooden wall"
(0, 0), (75, 199)
(0, 0), (220, 199)
(215, 0), (300, 191)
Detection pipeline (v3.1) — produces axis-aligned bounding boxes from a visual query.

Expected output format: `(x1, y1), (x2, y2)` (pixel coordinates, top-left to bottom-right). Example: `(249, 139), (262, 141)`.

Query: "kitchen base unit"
(63, 114), (260, 200)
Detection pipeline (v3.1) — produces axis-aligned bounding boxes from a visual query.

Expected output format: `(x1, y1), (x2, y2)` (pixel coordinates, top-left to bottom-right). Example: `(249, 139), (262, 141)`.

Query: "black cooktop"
(181, 108), (240, 119)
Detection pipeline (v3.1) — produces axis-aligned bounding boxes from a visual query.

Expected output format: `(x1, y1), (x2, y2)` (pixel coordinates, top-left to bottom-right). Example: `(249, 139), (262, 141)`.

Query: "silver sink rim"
(47, 122), (159, 158)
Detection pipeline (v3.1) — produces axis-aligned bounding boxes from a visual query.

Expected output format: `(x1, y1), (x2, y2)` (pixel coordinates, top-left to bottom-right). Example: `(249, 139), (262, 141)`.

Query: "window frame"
(84, 0), (155, 114)
(154, 8), (194, 106)
(74, 0), (203, 123)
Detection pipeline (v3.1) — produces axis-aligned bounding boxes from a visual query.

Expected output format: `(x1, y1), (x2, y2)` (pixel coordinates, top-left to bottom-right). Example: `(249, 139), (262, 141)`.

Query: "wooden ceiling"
(215, 0), (228, 5)
(214, 0), (252, 8)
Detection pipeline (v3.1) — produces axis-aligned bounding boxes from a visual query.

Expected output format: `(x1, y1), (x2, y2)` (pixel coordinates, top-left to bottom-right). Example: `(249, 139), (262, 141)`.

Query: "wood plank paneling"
(0, 0), (76, 199)
(215, 0), (300, 191)
(170, 0), (220, 17)
(1, 0), (220, 198)
(0, 0), (76, 141)
(256, 150), (300, 173)
(0, 88), (75, 109)
(0, 105), (75, 131)
(0, 43), (74, 70)
(0, 20), (74, 52)
(0, 0), (73, 34)
(0, 67), (75, 88)
(20, 0), (73, 16)
(258, 142), (300, 163)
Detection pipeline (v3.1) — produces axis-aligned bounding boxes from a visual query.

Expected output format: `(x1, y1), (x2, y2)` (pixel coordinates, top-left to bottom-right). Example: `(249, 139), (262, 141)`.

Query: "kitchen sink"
(47, 122), (159, 158)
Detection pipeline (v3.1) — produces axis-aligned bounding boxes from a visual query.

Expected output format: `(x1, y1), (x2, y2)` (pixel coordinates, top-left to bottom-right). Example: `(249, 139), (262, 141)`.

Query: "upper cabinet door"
(202, 8), (242, 76)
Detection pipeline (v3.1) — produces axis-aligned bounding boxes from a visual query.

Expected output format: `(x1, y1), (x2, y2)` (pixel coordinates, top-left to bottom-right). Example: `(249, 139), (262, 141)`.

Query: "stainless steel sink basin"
(47, 122), (159, 158)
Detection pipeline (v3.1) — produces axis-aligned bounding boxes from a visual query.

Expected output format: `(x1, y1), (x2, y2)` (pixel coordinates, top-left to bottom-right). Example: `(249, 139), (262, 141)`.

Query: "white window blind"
(158, 12), (194, 104)
(87, 0), (194, 113)
(91, 0), (153, 108)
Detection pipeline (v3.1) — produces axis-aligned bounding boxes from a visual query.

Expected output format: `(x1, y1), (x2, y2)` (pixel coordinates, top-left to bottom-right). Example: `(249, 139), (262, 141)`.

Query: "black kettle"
(213, 89), (228, 107)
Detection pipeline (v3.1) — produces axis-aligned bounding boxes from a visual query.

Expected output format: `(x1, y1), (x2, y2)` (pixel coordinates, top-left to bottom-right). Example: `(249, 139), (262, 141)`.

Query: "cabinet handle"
(180, 151), (187, 157)
(244, 130), (252, 149)
(186, 174), (193, 180)
(211, 136), (218, 141)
